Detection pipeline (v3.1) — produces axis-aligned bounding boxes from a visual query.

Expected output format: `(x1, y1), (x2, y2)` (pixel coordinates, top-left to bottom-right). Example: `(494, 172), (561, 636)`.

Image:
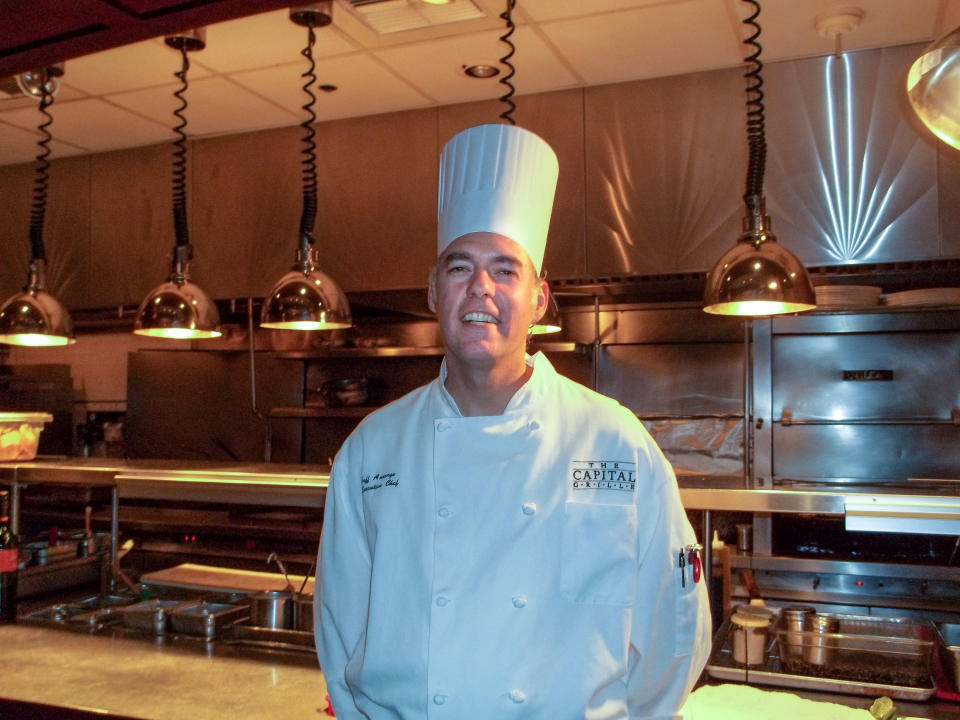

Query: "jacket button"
(436, 596), (450, 607)
(433, 694), (447, 705)
(512, 595), (526, 608)
(527, 420), (540, 431)
(438, 506), (450, 518)
(508, 689), (526, 704)
(436, 422), (449, 432)
(522, 502), (536, 516)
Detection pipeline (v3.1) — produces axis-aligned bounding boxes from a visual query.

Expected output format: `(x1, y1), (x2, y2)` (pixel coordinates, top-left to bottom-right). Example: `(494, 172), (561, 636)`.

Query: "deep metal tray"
(937, 623), (960, 693)
(707, 617), (936, 702)
(170, 601), (249, 640)
(118, 599), (195, 635)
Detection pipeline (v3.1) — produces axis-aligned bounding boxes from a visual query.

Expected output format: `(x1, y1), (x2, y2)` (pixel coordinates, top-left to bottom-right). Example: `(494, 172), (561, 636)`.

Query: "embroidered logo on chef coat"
(361, 471), (399, 494)
(570, 460), (635, 490)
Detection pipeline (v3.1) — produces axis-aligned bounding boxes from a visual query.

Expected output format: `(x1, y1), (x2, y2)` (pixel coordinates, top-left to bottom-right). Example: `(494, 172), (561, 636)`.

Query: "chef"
(315, 123), (711, 719)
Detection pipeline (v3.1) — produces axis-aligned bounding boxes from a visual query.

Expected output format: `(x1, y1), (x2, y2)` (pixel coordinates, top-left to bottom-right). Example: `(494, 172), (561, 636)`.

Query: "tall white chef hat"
(437, 123), (559, 274)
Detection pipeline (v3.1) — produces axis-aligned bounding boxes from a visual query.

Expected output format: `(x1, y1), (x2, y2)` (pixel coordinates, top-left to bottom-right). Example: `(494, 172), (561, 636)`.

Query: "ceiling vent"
(342, 0), (485, 35)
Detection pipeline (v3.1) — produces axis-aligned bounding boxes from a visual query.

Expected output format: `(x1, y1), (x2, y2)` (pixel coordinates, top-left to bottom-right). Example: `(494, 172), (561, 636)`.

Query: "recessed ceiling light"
(463, 63), (499, 78)
(421, 0), (452, 5)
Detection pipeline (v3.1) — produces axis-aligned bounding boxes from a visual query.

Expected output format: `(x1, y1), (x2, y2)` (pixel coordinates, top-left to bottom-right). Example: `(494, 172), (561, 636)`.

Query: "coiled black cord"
(742, 0), (766, 203)
(498, 0), (517, 125)
(29, 77), (54, 262)
(299, 25), (319, 239)
(171, 45), (191, 247)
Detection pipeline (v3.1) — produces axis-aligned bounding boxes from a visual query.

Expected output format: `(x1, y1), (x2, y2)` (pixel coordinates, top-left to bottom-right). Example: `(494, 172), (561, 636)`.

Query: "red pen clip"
(685, 543), (703, 584)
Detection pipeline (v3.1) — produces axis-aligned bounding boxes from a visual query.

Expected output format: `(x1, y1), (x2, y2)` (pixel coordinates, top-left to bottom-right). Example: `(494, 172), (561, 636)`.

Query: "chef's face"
(429, 232), (548, 370)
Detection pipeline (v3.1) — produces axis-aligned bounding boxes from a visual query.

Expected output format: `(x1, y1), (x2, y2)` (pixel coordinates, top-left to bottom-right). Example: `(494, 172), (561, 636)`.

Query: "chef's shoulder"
(346, 381), (433, 441)
(553, 373), (647, 434)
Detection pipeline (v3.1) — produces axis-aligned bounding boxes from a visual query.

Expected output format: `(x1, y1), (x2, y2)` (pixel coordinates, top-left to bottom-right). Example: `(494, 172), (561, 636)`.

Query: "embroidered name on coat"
(570, 460), (636, 491)
(361, 472), (399, 493)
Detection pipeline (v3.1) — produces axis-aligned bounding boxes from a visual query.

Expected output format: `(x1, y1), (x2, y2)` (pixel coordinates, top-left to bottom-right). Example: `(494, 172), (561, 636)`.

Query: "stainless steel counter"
(0, 624), (327, 719)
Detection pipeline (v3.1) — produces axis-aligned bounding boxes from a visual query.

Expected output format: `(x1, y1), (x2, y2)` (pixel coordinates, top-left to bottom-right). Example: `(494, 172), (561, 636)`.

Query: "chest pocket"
(560, 501), (638, 605)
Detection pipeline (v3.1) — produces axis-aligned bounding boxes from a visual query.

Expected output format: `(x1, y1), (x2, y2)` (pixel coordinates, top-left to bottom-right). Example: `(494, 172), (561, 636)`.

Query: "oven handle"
(844, 495), (960, 535)
(777, 408), (960, 426)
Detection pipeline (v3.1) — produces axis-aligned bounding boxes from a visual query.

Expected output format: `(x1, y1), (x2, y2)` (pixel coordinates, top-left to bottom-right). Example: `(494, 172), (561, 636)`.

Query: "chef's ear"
(427, 265), (438, 313)
(531, 276), (549, 323)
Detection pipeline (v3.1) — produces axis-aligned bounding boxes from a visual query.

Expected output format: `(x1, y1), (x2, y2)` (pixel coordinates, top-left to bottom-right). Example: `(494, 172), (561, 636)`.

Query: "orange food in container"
(0, 412), (53, 461)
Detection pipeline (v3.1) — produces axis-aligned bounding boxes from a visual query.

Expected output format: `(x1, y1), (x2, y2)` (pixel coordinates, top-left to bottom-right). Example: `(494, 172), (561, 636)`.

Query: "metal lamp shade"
(0, 287), (75, 346)
(703, 238), (816, 317)
(260, 268), (351, 330)
(529, 293), (561, 335)
(908, 25), (960, 151)
(134, 279), (222, 339)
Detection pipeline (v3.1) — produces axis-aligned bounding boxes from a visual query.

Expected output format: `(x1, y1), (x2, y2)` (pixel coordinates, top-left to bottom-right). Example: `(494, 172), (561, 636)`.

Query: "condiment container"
(804, 614), (840, 665)
(250, 590), (293, 629)
(779, 605), (816, 658)
(293, 593), (314, 633)
(0, 412), (52, 462)
(730, 608), (772, 665)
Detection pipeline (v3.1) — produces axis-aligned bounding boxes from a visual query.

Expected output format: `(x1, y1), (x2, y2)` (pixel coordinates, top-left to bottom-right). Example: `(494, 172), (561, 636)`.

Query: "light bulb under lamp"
(134, 279), (222, 339)
(908, 25), (960, 150)
(261, 267), (351, 331)
(703, 210), (816, 317)
(0, 261), (75, 347)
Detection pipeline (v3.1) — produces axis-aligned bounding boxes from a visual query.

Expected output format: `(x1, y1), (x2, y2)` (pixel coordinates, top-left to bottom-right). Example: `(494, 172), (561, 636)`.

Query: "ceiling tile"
(60, 38), (213, 96)
(757, 0), (945, 63)
(0, 98), (168, 152)
(230, 53), (432, 122)
(198, 8), (359, 74)
(107, 76), (300, 137)
(519, 0), (688, 23)
(938, 1), (960, 37)
(0, 122), (86, 165)
(373, 26), (579, 105)
(541, 0), (740, 85)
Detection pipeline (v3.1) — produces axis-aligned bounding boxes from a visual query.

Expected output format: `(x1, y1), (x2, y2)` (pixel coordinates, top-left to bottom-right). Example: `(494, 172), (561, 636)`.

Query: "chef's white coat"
(315, 352), (711, 720)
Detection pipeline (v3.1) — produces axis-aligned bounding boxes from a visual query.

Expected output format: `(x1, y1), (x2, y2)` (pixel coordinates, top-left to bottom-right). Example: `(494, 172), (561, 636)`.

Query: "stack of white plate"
(814, 285), (882, 308)
(884, 287), (960, 307)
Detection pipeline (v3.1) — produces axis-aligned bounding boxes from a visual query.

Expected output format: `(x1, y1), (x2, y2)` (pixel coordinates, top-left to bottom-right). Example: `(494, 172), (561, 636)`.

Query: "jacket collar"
(435, 351), (552, 418)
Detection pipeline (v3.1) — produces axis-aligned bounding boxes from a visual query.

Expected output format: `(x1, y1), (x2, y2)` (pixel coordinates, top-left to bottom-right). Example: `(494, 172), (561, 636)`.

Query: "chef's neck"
(443, 356), (533, 416)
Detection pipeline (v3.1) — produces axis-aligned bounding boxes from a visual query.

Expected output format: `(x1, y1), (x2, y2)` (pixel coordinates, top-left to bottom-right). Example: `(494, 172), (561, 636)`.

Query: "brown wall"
(1, 43), (958, 310)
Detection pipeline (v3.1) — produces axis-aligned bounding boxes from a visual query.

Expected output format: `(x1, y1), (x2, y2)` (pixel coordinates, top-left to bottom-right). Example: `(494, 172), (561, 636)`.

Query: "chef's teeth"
(462, 312), (498, 323)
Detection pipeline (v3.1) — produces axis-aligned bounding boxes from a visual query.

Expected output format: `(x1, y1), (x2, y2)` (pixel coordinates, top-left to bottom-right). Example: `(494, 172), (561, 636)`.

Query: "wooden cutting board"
(140, 563), (315, 595)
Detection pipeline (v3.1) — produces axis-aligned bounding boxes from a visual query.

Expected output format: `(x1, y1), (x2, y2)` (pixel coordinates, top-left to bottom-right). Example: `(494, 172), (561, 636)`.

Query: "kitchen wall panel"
(939, 138), (960, 258)
(311, 107), (438, 292)
(1, 163), (40, 304)
(0, 156), (91, 309)
(88, 143), (174, 308)
(2, 45), (958, 313)
(764, 44), (939, 265)
(438, 89), (587, 279)
(191, 125), (300, 299)
(583, 68), (746, 277)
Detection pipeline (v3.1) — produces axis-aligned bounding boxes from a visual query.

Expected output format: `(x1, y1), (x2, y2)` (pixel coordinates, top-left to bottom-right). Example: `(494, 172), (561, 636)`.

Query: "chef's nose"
(467, 268), (494, 298)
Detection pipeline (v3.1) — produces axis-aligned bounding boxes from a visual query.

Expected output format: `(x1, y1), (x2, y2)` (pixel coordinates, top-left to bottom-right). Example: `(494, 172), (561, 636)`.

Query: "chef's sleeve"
(314, 434), (371, 717)
(626, 442), (712, 719)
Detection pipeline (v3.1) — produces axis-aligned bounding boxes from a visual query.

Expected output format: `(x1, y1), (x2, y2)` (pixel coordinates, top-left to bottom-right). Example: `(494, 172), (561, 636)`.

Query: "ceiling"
(1, 0), (958, 167)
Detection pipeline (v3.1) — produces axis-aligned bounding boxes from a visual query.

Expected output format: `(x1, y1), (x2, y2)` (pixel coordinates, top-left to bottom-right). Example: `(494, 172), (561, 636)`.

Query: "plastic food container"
(773, 612), (935, 687)
(0, 412), (52, 461)
(730, 607), (773, 665)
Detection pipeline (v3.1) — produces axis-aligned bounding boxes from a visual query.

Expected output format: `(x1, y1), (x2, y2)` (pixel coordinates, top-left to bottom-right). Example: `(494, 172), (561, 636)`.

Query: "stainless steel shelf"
(276, 346), (445, 359)
(269, 406), (375, 419)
